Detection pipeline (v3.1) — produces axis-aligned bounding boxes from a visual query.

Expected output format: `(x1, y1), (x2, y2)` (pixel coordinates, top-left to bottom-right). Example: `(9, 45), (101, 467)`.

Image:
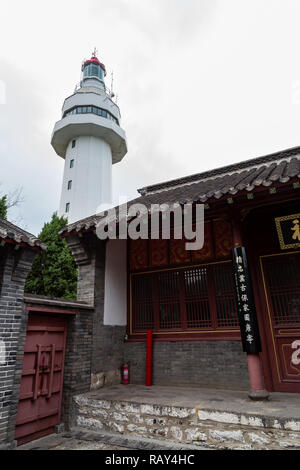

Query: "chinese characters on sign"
(232, 246), (262, 354)
(275, 213), (300, 250)
(291, 219), (300, 241)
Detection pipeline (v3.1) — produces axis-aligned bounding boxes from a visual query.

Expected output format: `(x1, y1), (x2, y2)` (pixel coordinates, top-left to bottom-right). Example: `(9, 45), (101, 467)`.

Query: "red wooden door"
(15, 314), (67, 445)
(260, 252), (300, 392)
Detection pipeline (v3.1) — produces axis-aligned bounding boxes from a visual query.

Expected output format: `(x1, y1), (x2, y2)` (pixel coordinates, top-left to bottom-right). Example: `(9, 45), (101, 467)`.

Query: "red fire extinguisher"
(123, 364), (129, 385)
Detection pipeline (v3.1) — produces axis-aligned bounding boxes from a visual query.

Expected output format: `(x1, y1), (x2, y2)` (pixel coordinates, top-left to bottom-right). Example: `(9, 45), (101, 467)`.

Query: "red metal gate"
(260, 252), (300, 393)
(15, 313), (67, 445)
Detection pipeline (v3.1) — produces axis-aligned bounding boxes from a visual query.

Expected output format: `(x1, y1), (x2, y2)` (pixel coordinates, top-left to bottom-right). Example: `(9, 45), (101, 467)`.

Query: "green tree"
(25, 213), (77, 300)
(0, 195), (7, 219)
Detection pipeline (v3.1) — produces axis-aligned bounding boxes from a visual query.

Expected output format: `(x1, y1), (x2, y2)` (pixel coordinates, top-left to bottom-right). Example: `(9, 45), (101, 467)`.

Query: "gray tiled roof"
(138, 146), (300, 195)
(61, 146), (300, 235)
(0, 218), (46, 250)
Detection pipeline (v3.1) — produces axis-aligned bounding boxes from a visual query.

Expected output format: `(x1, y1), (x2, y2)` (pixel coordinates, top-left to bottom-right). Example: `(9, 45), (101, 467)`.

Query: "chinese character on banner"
(232, 246), (262, 354)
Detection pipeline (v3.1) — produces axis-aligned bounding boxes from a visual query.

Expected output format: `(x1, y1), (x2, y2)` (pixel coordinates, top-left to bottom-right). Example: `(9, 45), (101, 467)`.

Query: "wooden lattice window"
(157, 271), (181, 329)
(132, 275), (154, 331)
(131, 261), (238, 333)
(213, 263), (239, 328)
(184, 267), (211, 328)
(263, 254), (300, 326)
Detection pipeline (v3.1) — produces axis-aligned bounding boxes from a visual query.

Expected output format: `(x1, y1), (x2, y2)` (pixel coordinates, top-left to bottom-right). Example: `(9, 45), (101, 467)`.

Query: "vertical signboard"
(232, 246), (261, 353)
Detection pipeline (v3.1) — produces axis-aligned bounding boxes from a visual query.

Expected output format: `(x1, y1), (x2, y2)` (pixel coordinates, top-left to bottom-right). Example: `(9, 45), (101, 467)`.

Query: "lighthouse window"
(65, 203), (70, 213)
(72, 139), (76, 148)
(70, 159), (74, 168)
(83, 63), (104, 81)
(91, 65), (99, 76)
(64, 105), (119, 125)
(67, 180), (72, 190)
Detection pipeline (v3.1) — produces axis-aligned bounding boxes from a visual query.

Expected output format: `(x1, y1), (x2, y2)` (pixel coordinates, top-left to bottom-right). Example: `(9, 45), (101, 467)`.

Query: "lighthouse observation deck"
(51, 109), (127, 163)
(51, 54), (127, 164)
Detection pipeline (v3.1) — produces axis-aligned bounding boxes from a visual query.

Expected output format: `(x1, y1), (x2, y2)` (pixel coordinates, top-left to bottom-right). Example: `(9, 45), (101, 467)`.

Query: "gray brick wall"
(92, 237), (125, 377)
(67, 233), (125, 391)
(124, 340), (249, 390)
(0, 245), (36, 449)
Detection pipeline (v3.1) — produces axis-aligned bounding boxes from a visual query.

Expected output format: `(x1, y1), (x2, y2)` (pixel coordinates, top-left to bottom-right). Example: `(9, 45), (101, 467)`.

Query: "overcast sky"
(1, 0), (300, 235)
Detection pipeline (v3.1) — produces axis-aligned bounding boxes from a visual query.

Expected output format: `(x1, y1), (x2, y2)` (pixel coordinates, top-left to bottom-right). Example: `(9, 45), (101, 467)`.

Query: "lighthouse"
(51, 50), (127, 223)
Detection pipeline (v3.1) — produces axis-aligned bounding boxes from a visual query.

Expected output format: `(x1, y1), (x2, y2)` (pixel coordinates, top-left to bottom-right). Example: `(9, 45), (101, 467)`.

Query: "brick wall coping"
(24, 294), (94, 310)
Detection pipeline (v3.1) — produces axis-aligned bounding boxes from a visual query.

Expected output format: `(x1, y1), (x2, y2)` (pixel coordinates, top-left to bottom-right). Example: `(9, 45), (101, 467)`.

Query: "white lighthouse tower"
(51, 50), (127, 223)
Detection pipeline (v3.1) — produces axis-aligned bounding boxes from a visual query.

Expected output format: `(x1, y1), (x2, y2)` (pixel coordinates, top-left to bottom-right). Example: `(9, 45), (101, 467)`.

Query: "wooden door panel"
(15, 314), (67, 445)
(261, 253), (300, 392)
(275, 330), (300, 383)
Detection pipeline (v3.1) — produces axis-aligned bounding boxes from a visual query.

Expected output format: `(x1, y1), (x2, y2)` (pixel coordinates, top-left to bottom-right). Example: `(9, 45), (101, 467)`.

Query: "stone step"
(69, 426), (206, 451)
(73, 393), (300, 450)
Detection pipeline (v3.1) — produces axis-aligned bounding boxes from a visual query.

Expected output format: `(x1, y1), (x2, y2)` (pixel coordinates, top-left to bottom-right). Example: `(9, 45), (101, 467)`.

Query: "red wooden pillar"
(231, 210), (269, 400)
(145, 330), (153, 386)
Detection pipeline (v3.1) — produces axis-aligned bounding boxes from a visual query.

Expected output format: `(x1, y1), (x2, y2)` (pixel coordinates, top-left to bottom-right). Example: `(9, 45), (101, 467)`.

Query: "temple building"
(61, 146), (300, 397)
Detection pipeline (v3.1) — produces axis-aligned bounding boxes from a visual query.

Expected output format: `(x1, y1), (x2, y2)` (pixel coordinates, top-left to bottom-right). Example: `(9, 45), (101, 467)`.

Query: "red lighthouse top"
(82, 48), (106, 76)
